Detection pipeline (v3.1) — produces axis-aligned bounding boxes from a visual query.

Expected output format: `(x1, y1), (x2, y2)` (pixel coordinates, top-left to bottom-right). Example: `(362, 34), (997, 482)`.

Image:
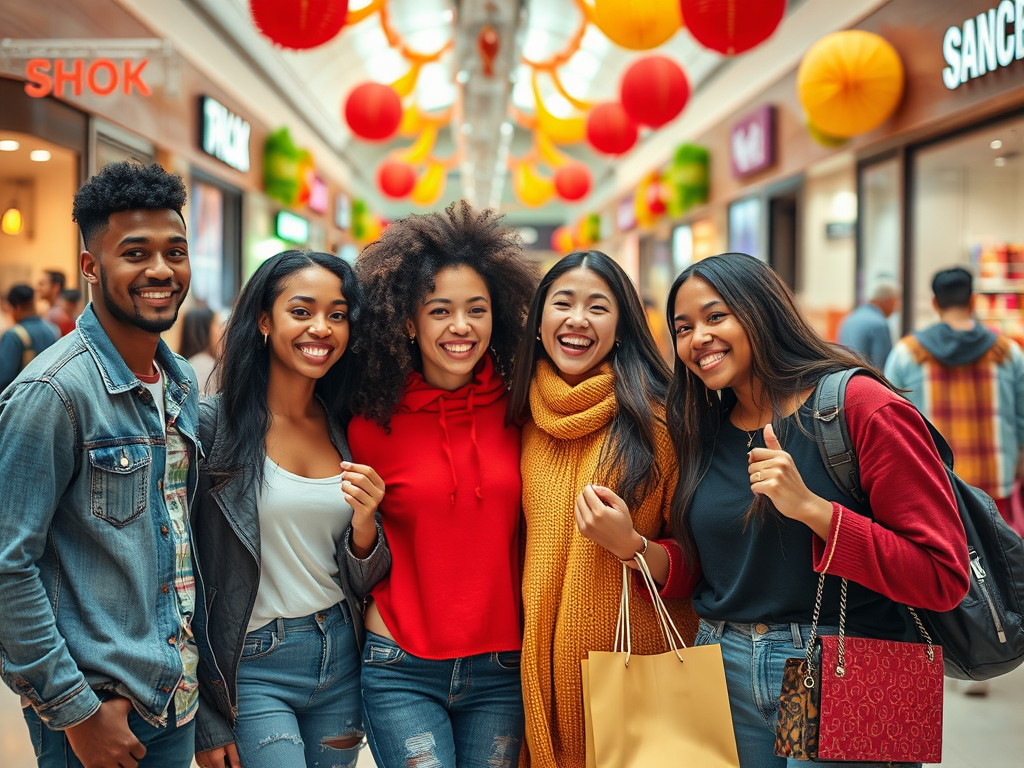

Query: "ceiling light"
(991, 139), (1003, 149)
(0, 140), (19, 151)
(995, 156), (1007, 167)
(1, 206), (23, 235)
(30, 150), (51, 162)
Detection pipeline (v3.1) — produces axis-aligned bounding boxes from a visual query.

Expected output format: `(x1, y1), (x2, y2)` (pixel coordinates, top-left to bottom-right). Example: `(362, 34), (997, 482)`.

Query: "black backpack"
(812, 368), (1024, 680)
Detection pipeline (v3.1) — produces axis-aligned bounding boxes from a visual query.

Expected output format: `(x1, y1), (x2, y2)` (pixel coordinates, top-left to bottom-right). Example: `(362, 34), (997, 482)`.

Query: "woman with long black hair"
(192, 250), (389, 768)
(507, 250), (697, 768)
(648, 252), (969, 768)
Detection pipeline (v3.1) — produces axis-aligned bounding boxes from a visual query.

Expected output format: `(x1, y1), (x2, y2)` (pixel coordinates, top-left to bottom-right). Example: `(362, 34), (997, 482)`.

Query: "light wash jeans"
(22, 698), (195, 768)
(694, 619), (922, 768)
(233, 602), (363, 768)
(360, 631), (524, 768)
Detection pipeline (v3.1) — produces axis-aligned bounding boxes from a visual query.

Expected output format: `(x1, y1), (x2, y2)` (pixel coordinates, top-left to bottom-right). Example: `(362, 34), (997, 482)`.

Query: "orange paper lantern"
(620, 56), (690, 128)
(250, 0), (349, 50)
(586, 103), (639, 156)
(344, 82), (403, 142)
(552, 225), (576, 254)
(797, 31), (904, 138)
(593, 0), (683, 50)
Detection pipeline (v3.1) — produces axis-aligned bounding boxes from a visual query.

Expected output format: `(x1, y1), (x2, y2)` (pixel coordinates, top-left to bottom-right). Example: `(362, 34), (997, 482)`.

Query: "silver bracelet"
(620, 534), (648, 564)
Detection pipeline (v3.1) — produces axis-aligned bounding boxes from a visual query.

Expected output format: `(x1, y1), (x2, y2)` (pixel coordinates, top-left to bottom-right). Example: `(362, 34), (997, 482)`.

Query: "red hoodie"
(347, 354), (523, 659)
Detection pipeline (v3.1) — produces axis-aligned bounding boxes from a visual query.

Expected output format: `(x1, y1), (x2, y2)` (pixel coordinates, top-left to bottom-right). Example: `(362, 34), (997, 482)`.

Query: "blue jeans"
(233, 602), (363, 768)
(694, 619), (921, 768)
(360, 631), (524, 768)
(22, 698), (195, 768)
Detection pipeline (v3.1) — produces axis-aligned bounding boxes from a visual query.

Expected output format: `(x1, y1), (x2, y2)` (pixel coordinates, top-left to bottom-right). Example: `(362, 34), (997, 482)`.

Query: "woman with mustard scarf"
(507, 251), (698, 768)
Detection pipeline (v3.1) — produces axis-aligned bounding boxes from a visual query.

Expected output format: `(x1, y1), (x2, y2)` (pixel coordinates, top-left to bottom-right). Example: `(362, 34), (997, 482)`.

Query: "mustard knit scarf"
(528, 359), (617, 441)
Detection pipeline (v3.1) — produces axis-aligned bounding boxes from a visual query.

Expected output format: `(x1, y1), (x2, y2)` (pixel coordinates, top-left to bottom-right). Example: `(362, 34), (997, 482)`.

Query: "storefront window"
(728, 197), (763, 261)
(911, 116), (1024, 344)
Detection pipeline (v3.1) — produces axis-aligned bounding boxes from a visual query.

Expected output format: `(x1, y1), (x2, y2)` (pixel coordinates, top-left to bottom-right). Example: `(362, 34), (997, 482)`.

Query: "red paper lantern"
(250, 0), (349, 50)
(680, 0), (786, 56)
(586, 103), (639, 156)
(344, 82), (403, 142)
(620, 56), (690, 129)
(377, 159), (417, 198)
(554, 162), (593, 202)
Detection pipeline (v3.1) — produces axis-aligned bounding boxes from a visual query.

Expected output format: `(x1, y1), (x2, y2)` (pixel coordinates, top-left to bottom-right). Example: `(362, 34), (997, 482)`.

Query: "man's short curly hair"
(73, 162), (187, 251)
(351, 200), (539, 427)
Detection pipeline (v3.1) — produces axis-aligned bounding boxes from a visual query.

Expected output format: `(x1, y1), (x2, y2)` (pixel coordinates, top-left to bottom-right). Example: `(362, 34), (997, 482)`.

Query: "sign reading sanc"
(943, 1), (1024, 90)
(24, 58), (151, 98)
(201, 96), (251, 174)
(731, 105), (775, 179)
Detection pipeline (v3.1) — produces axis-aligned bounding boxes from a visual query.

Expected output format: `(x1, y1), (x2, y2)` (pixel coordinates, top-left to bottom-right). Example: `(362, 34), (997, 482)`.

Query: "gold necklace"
(735, 413), (764, 449)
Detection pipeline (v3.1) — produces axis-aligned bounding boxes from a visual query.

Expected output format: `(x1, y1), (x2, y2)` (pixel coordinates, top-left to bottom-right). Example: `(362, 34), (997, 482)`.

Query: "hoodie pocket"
(89, 444), (152, 527)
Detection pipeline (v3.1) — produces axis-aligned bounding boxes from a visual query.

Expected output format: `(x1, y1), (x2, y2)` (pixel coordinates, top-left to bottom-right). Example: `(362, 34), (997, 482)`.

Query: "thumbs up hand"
(748, 423), (833, 534)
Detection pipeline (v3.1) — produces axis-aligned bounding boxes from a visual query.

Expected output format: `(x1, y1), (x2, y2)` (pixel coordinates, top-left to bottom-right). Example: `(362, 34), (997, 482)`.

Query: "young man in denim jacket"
(0, 162), (201, 768)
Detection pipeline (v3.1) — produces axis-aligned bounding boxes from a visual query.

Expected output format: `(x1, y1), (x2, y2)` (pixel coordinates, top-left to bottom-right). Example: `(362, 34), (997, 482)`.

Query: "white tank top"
(247, 457), (352, 633)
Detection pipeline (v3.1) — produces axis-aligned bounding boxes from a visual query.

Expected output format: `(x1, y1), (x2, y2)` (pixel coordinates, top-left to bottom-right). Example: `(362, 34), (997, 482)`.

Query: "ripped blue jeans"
(360, 631), (524, 768)
(233, 602), (363, 768)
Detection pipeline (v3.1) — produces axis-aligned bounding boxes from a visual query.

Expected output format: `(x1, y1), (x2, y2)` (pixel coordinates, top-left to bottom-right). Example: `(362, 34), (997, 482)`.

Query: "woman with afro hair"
(348, 200), (538, 768)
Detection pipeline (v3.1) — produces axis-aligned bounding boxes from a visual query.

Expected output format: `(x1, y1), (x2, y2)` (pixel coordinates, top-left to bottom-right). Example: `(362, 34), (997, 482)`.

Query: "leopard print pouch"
(774, 655), (821, 760)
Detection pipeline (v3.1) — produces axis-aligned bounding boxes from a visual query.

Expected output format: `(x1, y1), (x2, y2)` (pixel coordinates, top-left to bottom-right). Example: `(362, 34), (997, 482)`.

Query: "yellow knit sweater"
(520, 361), (698, 768)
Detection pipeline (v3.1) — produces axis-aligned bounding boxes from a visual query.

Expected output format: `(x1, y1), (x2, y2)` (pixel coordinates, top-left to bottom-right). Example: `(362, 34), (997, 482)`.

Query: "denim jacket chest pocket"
(88, 443), (153, 527)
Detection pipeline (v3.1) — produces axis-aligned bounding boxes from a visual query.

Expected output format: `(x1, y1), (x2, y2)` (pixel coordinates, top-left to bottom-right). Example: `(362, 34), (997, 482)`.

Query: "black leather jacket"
(191, 396), (390, 752)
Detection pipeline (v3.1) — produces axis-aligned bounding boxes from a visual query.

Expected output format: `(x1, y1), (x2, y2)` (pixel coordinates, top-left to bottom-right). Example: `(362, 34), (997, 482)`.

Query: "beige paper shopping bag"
(581, 557), (739, 768)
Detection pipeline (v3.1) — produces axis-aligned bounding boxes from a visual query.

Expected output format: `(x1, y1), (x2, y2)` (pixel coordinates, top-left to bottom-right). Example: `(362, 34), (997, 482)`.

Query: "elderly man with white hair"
(838, 279), (900, 369)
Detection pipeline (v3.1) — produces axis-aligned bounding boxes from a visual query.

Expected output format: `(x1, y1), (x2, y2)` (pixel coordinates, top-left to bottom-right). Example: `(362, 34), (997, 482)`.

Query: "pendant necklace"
(736, 413), (762, 449)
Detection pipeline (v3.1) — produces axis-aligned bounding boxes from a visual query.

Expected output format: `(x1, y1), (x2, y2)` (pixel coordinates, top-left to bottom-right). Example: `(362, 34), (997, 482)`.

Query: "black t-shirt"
(689, 405), (908, 639)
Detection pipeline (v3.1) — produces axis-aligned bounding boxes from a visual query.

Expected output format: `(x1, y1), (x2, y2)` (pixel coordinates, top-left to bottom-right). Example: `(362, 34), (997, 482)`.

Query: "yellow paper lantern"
(512, 160), (556, 208)
(593, 0), (682, 51)
(1, 206), (23, 235)
(797, 30), (904, 139)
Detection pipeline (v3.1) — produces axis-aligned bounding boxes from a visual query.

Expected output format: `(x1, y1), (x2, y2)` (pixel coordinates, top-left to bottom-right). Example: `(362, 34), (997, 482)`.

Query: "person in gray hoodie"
(885, 265), (1024, 526)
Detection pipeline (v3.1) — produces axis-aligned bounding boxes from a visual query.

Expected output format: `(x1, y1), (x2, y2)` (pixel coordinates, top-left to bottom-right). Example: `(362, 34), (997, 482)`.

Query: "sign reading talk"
(731, 105), (775, 179)
(943, 2), (1024, 90)
(24, 59), (151, 98)
(200, 96), (251, 174)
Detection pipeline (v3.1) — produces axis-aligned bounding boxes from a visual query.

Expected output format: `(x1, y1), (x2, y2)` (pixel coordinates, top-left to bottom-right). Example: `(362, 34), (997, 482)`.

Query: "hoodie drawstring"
(438, 397), (459, 505)
(467, 388), (483, 500)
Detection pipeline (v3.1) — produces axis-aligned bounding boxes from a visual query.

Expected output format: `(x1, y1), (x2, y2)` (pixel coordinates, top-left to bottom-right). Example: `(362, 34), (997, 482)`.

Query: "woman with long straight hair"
(348, 201), (538, 768)
(654, 252), (968, 768)
(192, 250), (389, 768)
(507, 250), (697, 768)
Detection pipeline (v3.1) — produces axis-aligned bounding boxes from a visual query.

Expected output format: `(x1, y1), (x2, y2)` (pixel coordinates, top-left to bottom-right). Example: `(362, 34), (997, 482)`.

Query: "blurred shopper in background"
(508, 251), (697, 768)
(837, 279), (899, 369)
(0, 284), (59, 392)
(0, 161), (200, 768)
(38, 269), (75, 337)
(657, 253), (968, 768)
(179, 304), (223, 396)
(59, 288), (85, 329)
(348, 202), (537, 768)
(192, 250), (388, 768)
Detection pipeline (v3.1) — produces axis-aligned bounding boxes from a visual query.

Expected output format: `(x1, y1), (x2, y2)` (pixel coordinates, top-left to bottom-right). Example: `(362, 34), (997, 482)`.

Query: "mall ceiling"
(183, 0), (744, 223)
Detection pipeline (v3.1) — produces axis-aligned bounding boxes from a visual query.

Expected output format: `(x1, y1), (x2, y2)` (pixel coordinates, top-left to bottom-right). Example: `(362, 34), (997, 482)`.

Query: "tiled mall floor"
(1, 667), (1022, 767)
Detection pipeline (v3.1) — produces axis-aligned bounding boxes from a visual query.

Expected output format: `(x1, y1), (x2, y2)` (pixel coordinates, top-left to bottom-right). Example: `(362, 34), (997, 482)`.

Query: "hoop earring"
(263, 332), (268, 346)
(704, 387), (713, 407)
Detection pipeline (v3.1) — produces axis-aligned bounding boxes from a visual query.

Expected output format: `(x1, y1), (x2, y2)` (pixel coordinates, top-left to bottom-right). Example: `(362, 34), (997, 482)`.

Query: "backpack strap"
(812, 368), (866, 504)
(11, 323), (36, 368)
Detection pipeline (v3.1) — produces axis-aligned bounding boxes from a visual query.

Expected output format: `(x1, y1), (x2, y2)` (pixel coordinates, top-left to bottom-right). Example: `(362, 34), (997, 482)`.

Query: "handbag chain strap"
(805, 572), (936, 688)
(615, 554), (688, 667)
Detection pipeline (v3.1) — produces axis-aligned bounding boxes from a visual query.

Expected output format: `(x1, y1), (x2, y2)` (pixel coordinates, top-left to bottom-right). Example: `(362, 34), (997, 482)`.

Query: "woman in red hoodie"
(347, 201), (538, 768)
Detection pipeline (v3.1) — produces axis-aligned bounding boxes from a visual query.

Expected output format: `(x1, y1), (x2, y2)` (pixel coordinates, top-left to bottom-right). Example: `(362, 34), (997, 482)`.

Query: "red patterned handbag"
(774, 574), (944, 763)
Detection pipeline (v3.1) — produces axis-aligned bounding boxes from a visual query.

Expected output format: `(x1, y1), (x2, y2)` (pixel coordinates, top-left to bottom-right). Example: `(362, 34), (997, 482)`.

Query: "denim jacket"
(191, 396), (391, 752)
(0, 304), (201, 730)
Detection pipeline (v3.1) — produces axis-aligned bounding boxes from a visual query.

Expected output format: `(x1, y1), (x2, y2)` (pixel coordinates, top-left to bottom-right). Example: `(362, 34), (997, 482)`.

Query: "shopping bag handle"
(615, 553), (688, 666)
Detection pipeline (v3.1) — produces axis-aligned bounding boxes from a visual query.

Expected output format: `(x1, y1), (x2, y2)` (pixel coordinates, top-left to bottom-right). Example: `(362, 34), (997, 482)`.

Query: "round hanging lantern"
(554, 162), (593, 202)
(593, 0), (682, 51)
(680, 0), (786, 56)
(797, 30), (904, 138)
(551, 225), (576, 255)
(250, 0), (349, 50)
(807, 122), (850, 149)
(377, 159), (417, 198)
(344, 82), (403, 142)
(586, 103), (639, 156)
(620, 56), (690, 128)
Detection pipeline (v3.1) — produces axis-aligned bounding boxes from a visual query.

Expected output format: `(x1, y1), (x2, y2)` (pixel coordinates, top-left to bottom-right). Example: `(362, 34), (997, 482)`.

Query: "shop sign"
(276, 211), (309, 243)
(200, 96), (251, 173)
(731, 105), (775, 178)
(616, 195), (637, 232)
(943, 2), (1024, 90)
(24, 58), (151, 98)
(307, 175), (329, 214)
(335, 194), (351, 230)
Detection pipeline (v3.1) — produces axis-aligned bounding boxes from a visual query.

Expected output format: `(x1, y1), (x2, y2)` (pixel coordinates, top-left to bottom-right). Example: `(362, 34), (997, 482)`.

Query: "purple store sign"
(731, 105), (775, 178)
